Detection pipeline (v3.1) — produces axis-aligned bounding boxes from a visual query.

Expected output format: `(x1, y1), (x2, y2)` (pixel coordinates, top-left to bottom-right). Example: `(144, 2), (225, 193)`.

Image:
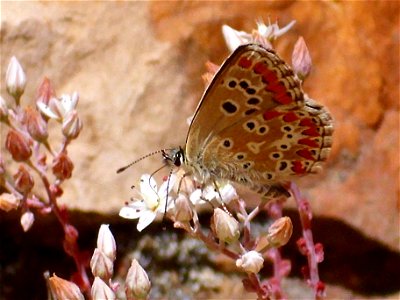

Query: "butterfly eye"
(173, 151), (184, 167)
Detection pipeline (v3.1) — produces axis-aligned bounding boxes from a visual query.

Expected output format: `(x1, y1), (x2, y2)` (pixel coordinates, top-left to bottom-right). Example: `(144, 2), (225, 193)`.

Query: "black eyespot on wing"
(279, 161), (288, 171)
(247, 97), (260, 105)
(280, 144), (288, 150)
(246, 88), (256, 95)
(222, 101), (237, 114)
(223, 140), (231, 148)
(239, 80), (249, 89)
(272, 152), (281, 159)
(258, 126), (267, 134)
(283, 126), (292, 132)
(245, 108), (258, 116)
(246, 121), (255, 130)
(236, 154), (244, 160)
(243, 162), (251, 169)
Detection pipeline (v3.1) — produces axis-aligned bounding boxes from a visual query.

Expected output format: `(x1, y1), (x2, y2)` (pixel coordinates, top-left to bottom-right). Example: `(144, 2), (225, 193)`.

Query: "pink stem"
(289, 182), (325, 299)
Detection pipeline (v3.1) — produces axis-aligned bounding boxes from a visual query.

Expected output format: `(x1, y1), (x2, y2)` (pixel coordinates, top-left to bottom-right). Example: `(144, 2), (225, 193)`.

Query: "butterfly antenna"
(117, 150), (168, 173)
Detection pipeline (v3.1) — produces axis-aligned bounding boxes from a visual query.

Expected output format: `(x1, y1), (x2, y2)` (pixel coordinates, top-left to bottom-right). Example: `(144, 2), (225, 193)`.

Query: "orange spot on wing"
(238, 57), (252, 69)
(298, 138), (319, 148)
(291, 161), (306, 174)
(263, 110), (283, 120)
(296, 149), (315, 160)
(283, 112), (299, 122)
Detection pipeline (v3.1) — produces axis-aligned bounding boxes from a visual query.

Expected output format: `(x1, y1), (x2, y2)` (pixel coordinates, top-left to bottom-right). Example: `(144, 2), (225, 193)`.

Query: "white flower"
(236, 250), (264, 274)
(37, 92), (79, 121)
(222, 19), (296, 52)
(119, 174), (176, 232)
(190, 182), (237, 205)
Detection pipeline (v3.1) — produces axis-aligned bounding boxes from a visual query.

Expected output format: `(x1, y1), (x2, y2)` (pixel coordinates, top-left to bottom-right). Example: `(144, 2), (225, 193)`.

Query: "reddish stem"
(289, 182), (325, 299)
(35, 165), (91, 294)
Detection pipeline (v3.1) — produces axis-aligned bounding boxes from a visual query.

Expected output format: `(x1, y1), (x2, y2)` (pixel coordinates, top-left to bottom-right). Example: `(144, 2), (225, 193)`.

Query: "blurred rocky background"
(1, 1), (399, 299)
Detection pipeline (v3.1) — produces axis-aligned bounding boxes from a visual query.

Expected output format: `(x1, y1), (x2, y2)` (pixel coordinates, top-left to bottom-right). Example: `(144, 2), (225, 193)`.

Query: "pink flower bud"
(125, 259), (151, 300)
(52, 152), (74, 180)
(14, 165), (34, 194)
(91, 277), (116, 300)
(6, 56), (27, 99)
(62, 111), (82, 140)
(5, 129), (32, 161)
(97, 224), (116, 261)
(0, 193), (20, 212)
(267, 216), (293, 247)
(90, 248), (114, 280)
(292, 36), (312, 80)
(236, 250), (264, 274)
(20, 211), (35, 232)
(36, 77), (55, 106)
(25, 107), (48, 142)
(47, 274), (84, 300)
(174, 194), (193, 222)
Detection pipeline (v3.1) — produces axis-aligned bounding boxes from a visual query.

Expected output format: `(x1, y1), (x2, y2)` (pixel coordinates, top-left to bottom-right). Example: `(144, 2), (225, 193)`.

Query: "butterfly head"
(162, 147), (185, 168)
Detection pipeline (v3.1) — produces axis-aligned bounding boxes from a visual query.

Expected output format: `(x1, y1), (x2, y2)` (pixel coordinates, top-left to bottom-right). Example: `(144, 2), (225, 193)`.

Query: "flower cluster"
(47, 225), (152, 300)
(118, 19), (325, 299)
(0, 58), (89, 291)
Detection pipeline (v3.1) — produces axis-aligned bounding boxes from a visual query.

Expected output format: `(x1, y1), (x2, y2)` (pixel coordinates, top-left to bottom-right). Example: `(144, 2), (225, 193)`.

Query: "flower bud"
(174, 194), (193, 222)
(6, 56), (27, 99)
(52, 152), (74, 180)
(47, 274), (84, 300)
(0, 96), (8, 120)
(125, 259), (151, 300)
(236, 250), (264, 274)
(0, 193), (20, 212)
(90, 248), (114, 281)
(212, 207), (240, 244)
(62, 111), (82, 140)
(222, 25), (247, 52)
(20, 211), (35, 232)
(36, 77), (55, 106)
(25, 107), (48, 142)
(97, 224), (116, 261)
(5, 129), (32, 161)
(267, 216), (293, 247)
(91, 277), (116, 300)
(14, 165), (34, 194)
(292, 36), (312, 80)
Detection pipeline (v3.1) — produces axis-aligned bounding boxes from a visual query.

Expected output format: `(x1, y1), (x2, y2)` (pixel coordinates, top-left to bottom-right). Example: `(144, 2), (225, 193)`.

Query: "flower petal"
(119, 206), (141, 219)
(137, 210), (156, 232)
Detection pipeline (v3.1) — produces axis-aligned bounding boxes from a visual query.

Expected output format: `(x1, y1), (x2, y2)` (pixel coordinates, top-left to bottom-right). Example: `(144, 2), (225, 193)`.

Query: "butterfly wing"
(185, 44), (333, 184)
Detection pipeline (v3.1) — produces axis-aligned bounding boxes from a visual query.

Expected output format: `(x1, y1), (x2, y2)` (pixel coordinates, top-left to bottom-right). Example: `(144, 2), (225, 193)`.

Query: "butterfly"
(161, 43), (333, 201)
